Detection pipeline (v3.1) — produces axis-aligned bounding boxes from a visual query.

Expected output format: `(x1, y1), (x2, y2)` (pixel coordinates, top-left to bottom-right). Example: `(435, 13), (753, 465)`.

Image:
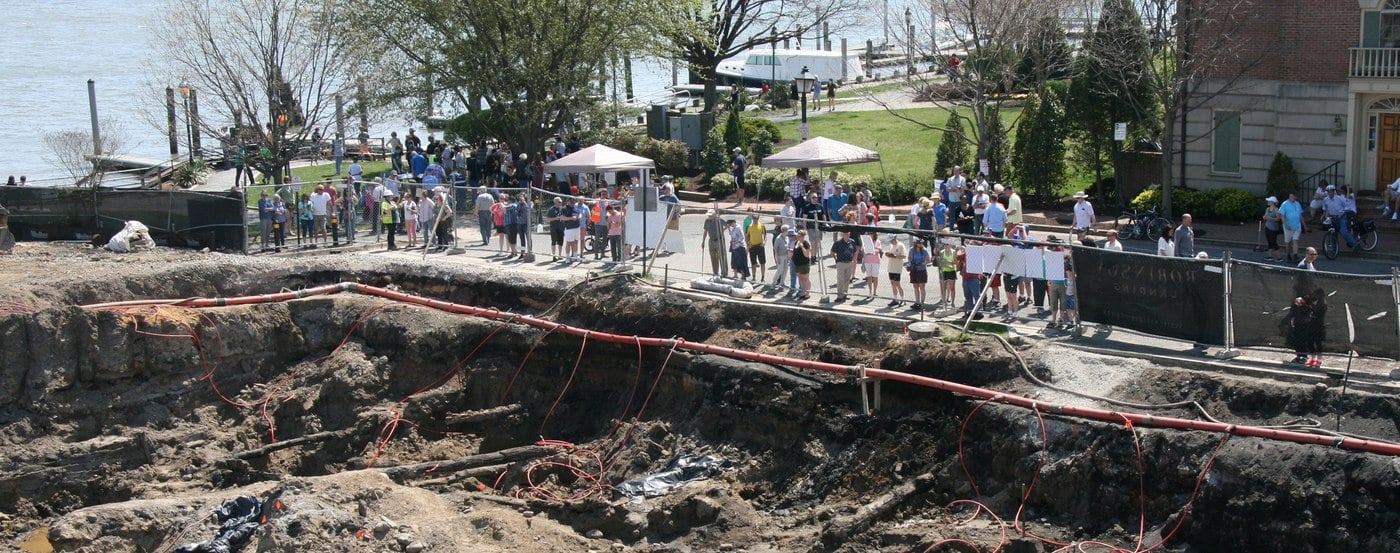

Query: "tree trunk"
(1160, 100), (1177, 220)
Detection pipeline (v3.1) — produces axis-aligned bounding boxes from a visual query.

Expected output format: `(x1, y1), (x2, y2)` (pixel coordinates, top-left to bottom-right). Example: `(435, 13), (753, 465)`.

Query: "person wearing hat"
(1071, 191), (1095, 238)
(701, 209), (728, 277)
(1262, 195), (1283, 261)
(971, 184), (991, 234)
(731, 147), (747, 206)
(380, 190), (401, 250)
(1321, 184), (1360, 251)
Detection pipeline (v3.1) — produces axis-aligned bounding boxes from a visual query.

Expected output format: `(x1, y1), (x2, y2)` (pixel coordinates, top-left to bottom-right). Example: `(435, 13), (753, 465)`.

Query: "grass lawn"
(766, 106), (1022, 179)
(765, 106), (1092, 197)
(243, 160), (394, 207)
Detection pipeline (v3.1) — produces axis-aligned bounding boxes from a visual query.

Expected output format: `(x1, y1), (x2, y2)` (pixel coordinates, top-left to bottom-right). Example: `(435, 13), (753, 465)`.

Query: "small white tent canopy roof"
(543, 144), (655, 173)
(759, 136), (880, 168)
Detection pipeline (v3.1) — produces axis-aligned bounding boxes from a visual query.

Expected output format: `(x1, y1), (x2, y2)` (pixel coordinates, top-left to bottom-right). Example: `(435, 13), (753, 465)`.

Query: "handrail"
(1295, 160), (1342, 206)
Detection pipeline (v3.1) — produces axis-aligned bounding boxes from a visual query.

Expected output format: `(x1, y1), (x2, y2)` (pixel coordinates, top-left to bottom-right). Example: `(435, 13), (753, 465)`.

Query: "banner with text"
(1073, 247), (1227, 345)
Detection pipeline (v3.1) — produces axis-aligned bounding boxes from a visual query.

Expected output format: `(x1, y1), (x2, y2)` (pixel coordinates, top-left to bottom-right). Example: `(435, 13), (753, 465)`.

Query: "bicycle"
(1320, 213), (1379, 259)
(1117, 206), (1172, 241)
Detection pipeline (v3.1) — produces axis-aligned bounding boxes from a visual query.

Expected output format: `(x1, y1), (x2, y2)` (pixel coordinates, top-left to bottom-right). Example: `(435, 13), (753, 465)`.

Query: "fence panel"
(1073, 247), (1227, 345)
(1230, 261), (1397, 357)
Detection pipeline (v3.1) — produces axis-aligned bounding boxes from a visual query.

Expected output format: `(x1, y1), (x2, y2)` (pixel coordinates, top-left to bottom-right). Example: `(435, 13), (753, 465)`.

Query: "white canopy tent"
(759, 136), (880, 168)
(543, 143), (655, 173)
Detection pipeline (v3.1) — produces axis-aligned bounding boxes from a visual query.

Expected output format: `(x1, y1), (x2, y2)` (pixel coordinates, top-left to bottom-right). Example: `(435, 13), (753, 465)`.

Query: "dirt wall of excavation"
(0, 260), (1397, 552)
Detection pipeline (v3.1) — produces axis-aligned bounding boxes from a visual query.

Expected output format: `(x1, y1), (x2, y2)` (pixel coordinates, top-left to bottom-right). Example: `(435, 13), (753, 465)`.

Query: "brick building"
(1185, 0), (1400, 196)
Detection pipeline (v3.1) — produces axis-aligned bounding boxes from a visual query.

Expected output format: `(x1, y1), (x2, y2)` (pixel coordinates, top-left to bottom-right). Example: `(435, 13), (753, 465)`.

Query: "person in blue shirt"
(982, 198), (1008, 237)
(409, 150), (429, 181)
(257, 191), (275, 249)
(1279, 191), (1305, 262)
(824, 185), (849, 223)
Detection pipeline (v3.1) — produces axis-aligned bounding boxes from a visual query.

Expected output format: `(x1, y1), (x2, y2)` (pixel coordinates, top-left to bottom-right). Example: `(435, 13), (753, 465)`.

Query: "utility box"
(648, 104), (669, 140)
(678, 112), (713, 151)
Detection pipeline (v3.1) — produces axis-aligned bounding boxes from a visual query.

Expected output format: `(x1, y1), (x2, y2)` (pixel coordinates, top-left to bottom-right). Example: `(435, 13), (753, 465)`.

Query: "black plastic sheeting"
(1231, 262), (1397, 357)
(175, 494), (277, 553)
(0, 186), (245, 250)
(1074, 247), (1227, 345)
(615, 455), (733, 500)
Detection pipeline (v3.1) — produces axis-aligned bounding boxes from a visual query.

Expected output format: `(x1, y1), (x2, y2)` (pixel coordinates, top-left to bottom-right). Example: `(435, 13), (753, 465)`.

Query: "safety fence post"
(1216, 251), (1241, 359)
(1393, 266), (1400, 358)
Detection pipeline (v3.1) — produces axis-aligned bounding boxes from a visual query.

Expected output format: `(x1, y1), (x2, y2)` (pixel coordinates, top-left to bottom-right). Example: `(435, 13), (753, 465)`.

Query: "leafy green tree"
(982, 105), (1009, 182)
(933, 111), (971, 180)
(1266, 151), (1297, 201)
(1012, 91), (1068, 200)
(1065, 0), (1154, 199)
(723, 104), (746, 153)
(348, 0), (674, 155)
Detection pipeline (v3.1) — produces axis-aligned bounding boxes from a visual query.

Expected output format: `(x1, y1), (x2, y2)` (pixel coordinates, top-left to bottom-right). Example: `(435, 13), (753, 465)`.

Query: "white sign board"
(624, 200), (685, 253)
(800, 123), (810, 141)
(978, 159), (989, 176)
(1114, 122), (1128, 142)
(860, 235), (877, 254)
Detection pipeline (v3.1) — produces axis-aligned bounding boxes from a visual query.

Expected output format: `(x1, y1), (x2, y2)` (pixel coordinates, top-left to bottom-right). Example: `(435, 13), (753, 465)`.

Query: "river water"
(0, 1), (912, 184)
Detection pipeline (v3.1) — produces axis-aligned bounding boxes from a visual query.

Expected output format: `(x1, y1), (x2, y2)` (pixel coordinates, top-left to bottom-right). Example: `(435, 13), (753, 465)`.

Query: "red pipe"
(82, 282), (1400, 457)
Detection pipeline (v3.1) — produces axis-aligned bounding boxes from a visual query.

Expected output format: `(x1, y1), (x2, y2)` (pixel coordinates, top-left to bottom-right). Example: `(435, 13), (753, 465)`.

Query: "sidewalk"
(270, 209), (1399, 396)
(702, 194), (1400, 264)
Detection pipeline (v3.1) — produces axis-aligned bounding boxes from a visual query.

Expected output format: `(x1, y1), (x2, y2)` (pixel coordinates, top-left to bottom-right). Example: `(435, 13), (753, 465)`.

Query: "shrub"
(710, 172), (735, 198)
(635, 139), (689, 174)
(1130, 186), (1259, 222)
(872, 173), (931, 206)
(1212, 188), (1261, 222)
(741, 117), (784, 143)
(701, 126), (730, 177)
(1266, 151), (1297, 201)
(747, 127), (776, 164)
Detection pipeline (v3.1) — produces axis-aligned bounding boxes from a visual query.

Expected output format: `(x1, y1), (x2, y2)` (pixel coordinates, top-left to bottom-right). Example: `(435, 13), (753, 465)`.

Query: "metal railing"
(1350, 47), (1400, 79)
(1295, 160), (1343, 206)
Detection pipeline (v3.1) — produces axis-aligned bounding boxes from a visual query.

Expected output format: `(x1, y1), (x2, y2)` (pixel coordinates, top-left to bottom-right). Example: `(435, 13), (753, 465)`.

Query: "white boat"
(716, 48), (863, 86)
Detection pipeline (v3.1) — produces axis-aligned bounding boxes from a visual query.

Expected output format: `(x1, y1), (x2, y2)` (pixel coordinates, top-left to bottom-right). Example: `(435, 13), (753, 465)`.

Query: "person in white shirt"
(1321, 184), (1359, 250)
(1157, 225), (1175, 257)
(1384, 177), (1400, 219)
(1308, 181), (1329, 222)
(945, 166), (966, 210)
(309, 186), (331, 243)
(1071, 191), (1095, 239)
(779, 197), (797, 230)
(971, 185), (991, 234)
(1102, 229), (1124, 251)
(823, 171), (838, 200)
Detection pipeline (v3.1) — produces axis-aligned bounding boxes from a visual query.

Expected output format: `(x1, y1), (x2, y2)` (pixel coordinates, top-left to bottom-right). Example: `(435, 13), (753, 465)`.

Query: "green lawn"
(244, 161), (394, 207)
(765, 106), (1091, 197)
(766, 107), (1022, 179)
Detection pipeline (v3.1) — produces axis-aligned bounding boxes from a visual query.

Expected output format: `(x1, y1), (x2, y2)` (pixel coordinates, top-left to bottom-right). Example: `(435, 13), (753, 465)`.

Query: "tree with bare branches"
(1083, 0), (1263, 217)
(42, 118), (126, 186)
(662, 0), (865, 112)
(152, 0), (364, 185)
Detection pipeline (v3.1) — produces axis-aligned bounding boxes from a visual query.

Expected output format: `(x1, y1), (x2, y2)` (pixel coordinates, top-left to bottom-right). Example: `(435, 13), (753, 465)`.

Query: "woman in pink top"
(606, 205), (624, 262)
(491, 196), (508, 252)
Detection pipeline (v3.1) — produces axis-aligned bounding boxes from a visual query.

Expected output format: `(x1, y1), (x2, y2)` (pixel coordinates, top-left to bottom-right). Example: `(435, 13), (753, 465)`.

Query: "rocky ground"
(0, 242), (1397, 553)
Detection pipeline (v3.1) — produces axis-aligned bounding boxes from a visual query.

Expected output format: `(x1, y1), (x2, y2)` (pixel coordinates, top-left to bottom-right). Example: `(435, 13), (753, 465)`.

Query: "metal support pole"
(87, 80), (101, 158)
(1393, 266), (1399, 354)
(166, 87), (178, 158)
(841, 39), (848, 79)
(190, 88), (202, 155)
(1216, 251), (1241, 359)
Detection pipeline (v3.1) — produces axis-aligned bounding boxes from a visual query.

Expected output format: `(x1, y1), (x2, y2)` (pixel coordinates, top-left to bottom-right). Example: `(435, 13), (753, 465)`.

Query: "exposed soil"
(0, 243), (1397, 553)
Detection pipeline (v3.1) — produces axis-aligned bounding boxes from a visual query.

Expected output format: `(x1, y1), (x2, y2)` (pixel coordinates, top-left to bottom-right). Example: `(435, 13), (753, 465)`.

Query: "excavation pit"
(0, 244), (1397, 553)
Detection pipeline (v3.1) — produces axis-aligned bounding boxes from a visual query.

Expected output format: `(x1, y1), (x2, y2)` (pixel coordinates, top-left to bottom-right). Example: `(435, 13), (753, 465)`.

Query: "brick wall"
(1202, 0), (1359, 83)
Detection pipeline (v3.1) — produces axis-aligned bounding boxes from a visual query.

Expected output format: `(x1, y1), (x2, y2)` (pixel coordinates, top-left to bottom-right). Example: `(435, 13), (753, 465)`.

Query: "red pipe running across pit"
(83, 282), (1400, 457)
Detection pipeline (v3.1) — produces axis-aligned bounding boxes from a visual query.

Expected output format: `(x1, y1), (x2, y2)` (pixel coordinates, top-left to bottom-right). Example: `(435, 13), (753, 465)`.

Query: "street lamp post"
(795, 66), (816, 142)
(178, 80), (194, 163)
